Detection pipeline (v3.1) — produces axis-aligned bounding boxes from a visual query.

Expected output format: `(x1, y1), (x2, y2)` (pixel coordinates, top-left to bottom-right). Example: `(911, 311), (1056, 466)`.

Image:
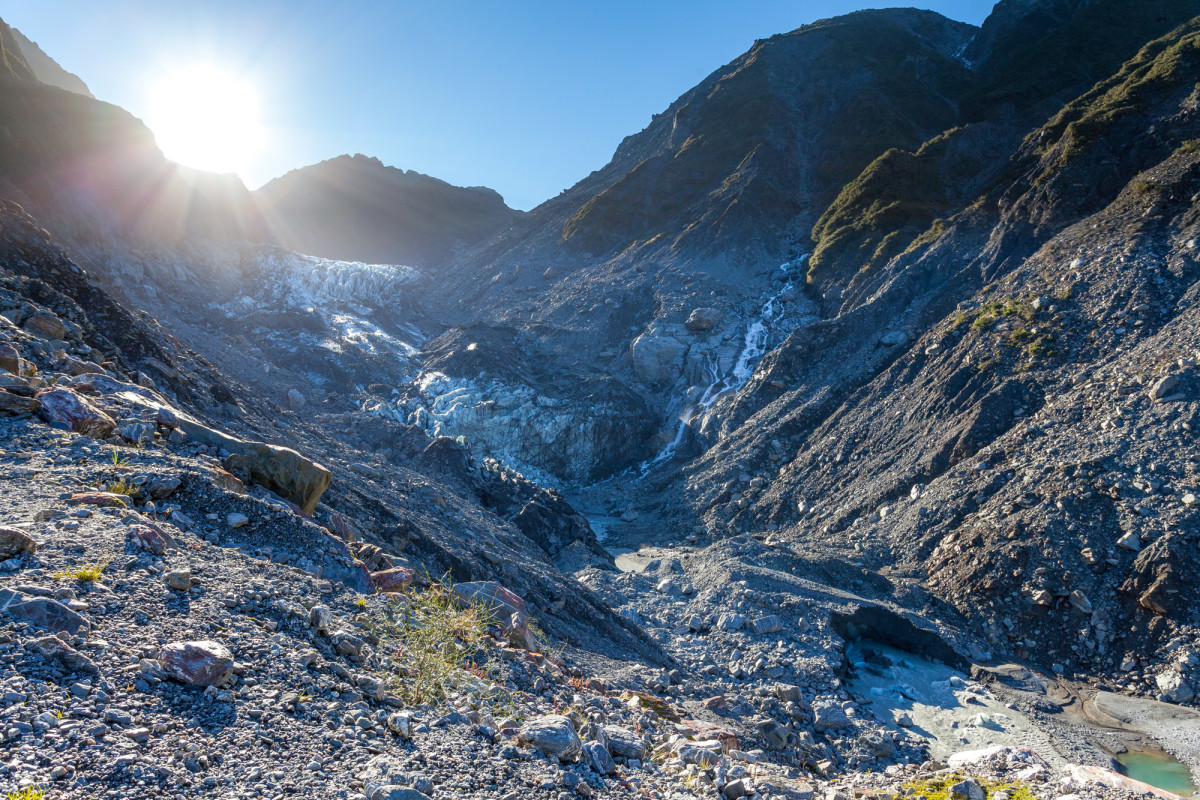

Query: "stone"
(583, 741), (617, 774)
(1149, 375), (1180, 401)
(453, 581), (536, 650)
(369, 789), (430, 800)
(1068, 590), (1092, 614)
(227, 513), (249, 529)
(0, 589), (89, 635)
(0, 526), (36, 558)
(1117, 532), (1140, 551)
(36, 388), (116, 438)
(630, 328), (688, 385)
(518, 714), (582, 761)
(685, 308), (721, 332)
(812, 701), (851, 731)
(604, 726), (647, 759)
(127, 525), (170, 555)
(724, 778), (748, 799)
(308, 604), (332, 632)
(26, 635), (99, 675)
(164, 570), (193, 591)
(716, 613), (747, 631)
(157, 641), (234, 687)
(145, 476), (182, 499)
(879, 330), (910, 347)
(0, 388), (38, 415)
(220, 440), (331, 516)
(287, 388), (307, 410)
(22, 310), (66, 339)
(370, 568), (415, 593)
(1183, 492), (1197, 507)
(1156, 670), (1194, 704)
(750, 615), (783, 634)
(950, 778), (985, 800)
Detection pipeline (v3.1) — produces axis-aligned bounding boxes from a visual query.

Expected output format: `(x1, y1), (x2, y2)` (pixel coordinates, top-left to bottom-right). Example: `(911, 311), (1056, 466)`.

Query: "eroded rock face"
(157, 640), (234, 687)
(35, 387), (115, 438)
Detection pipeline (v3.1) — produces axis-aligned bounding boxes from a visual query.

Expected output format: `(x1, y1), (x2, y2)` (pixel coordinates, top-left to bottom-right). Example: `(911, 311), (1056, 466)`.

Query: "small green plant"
(969, 299), (1036, 333)
(109, 448), (130, 469)
(6, 786), (47, 800)
(369, 580), (494, 706)
(52, 709), (64, 720)
(903, 772), (1037, 800)
(54, 559), (109, 583)
(1176, 139), (1200, 156)
(355, 597), (368, 609)
(103, 478), (138, 496)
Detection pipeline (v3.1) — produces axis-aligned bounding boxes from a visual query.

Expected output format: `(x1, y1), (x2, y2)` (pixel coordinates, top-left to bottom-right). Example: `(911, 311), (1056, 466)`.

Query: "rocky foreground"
(1, 294), (1194, 799)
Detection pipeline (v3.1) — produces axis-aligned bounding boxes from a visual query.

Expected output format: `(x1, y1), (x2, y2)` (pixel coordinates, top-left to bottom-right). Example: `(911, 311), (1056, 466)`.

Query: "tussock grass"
(6, 786), (47, 800)
(370, 581), (494, 706)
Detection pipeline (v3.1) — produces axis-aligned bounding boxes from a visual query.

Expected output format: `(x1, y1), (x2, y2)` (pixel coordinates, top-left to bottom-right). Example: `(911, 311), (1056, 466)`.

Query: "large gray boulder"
(518, 714), (582, 761)
(631, 328), (688, 385)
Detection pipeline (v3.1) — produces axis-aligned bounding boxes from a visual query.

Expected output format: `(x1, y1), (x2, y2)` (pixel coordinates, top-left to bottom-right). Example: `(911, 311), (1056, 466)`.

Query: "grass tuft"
(6, 786), (47, 800)
(369, 581), (494, 706)
(54, 559), (109, 583)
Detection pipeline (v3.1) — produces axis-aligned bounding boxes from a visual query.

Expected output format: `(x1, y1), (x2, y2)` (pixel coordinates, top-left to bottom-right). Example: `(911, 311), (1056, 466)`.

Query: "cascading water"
(636, 257), (807, 475)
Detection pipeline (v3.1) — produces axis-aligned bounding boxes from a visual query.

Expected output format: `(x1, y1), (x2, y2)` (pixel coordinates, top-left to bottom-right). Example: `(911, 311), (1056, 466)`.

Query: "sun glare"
(146, 64), (265, 176)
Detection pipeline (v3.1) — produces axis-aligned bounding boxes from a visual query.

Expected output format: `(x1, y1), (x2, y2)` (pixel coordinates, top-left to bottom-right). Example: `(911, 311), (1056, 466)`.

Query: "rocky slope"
(4, 2), (1200, 799)
(255, 154), (519, 268)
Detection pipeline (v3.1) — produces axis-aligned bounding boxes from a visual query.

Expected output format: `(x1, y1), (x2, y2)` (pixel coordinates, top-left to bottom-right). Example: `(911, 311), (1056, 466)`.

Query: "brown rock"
(26, 634), (98, 675)
(0, 343), (34, 377)
(69, 492), (130, 507)
(22, 310), (66, 340)
(370, 568), (415, 593)
(0, 526), (37, 558)
(157, 640), (234, 686)
(36, 388), (116, 438)
(0, 388), (38, 415)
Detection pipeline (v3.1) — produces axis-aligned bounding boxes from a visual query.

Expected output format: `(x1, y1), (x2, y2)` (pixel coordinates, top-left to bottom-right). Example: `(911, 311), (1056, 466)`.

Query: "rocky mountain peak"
(10, 25), (94, 97)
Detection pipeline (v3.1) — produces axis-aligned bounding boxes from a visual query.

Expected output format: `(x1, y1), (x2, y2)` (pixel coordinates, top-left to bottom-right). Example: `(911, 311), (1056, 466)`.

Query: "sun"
(146, 64), (266, 176)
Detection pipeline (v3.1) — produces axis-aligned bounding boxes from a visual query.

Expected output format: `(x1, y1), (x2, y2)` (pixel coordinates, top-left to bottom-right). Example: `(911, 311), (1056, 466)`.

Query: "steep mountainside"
(10, 25), (93, 97)
(255, 154), (519, 267)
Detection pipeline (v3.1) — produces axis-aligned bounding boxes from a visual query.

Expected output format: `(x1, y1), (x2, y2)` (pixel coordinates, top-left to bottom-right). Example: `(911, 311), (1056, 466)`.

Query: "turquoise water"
(1116, 750), (1197, 797)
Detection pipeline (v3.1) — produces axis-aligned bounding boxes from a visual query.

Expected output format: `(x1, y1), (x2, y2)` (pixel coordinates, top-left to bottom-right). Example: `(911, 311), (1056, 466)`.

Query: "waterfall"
(636, 257), (806, 475)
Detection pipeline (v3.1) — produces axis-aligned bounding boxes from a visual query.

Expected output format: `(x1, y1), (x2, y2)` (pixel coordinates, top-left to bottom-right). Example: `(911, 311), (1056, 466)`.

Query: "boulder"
(750, 614), (783, 634)
(630, 329), (688, 385)
(518, 714), (582, 761)
(0, 588), (90, 635)
(604, 725), (647, 759)
(287, 388), (307, 410)
(685, 308), (721, 332)
(157, 640), (234, 686)
(26, 635), (98, 675)
(0, 388), (38, 415)
(36, 388), (116, 438)
(879, 330), (910, 347)
(127, 525), (170, 555)
(0, 526), (37, 558)
(583, 740), (617, 774)
(1150, 374), (1181, 401)
(950, 778), (985, 800)
(716, 612), (747, 631)
(812, 700), (851, 731)
(22, 310), (66, 339)
(370, 568), (415, 593)
(221, 442), (331, 516)
(1156, 670), (1194, 704)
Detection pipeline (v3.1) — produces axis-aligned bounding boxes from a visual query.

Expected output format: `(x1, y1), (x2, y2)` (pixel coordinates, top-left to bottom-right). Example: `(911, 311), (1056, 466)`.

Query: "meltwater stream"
(636, 257), (806, 475)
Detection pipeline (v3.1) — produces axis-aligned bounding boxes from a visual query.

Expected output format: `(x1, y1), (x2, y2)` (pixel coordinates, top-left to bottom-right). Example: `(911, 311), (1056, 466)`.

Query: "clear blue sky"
(4, 1), (996, 209)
